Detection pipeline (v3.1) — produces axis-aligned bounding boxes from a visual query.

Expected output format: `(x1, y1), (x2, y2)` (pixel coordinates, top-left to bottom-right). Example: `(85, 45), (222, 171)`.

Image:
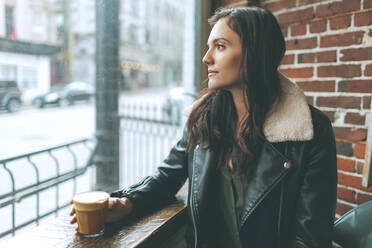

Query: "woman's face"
(202, 18), (243, 91)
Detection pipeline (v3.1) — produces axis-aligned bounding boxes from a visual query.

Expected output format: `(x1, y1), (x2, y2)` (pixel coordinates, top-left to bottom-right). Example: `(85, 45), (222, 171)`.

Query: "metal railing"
(0, 138), (96, 238)
(119, 101), (183, 188)
(0, 100), (186, 238)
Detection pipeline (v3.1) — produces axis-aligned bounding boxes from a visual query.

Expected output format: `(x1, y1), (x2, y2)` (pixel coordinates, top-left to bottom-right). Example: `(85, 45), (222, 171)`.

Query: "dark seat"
(333, 201), (372, 248)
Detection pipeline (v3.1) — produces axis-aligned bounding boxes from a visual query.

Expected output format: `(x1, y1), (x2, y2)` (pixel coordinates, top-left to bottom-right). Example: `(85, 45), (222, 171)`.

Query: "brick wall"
(260, 0), (372, 220)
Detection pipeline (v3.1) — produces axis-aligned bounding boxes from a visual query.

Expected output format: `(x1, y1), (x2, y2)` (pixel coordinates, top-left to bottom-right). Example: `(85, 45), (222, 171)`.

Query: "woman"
(70, 6), (337, 248)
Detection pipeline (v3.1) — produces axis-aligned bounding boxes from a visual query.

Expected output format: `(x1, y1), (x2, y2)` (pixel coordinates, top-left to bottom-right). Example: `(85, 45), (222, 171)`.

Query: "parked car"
(0, 80), (22, 113)
(33, 82), (94, 108)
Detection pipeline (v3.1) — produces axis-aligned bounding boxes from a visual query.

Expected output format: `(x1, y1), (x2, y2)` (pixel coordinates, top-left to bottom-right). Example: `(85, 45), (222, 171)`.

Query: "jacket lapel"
(238, 141), (292, 229)
(192, 144), (217, 210)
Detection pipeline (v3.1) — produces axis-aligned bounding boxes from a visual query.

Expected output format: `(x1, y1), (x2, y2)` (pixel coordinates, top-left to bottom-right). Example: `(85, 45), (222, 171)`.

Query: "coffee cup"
(73, 191), (109, 237)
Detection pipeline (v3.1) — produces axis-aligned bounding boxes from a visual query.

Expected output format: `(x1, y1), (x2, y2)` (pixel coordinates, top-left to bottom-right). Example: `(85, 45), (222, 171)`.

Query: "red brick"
(280, 67), (313, 78)
(296, 80), (335, 92)
(365, 64), (372, 76)
(337, 187), (355, 202)
(338, 172), (362, 188)
(330, 15), (351, 30)
(286, 37), (317, 50)
(345, 112), (366, 125)
(337, 157), (356, 172)
(341, 47), (372, 61)
(309, 20), (327, 33)
(298, 51), (336, 63)
(320, 31), (364, 48)
(316, 50), (337, 63)
(336, 201), (354, 215)
(317, 96), (361, 109)
(299, 0), (324, 5)
(280, 54), (294, 65)
(318, 65), (361, 78)
(298, 53), (315, 63)
(354, 12), (372, 27)
(264, 0), (296, 12)
(340, 128), (369, 142)
(356, 161), (364, 174)
(364, 0), (372, 8)
(339, 80), (372, 93)
(278, 8), (314, 26)
(322, 110), (335, 122)
(336, 140), (354, 157)
(353, 142), (366, 158)
(316, 0), (360, 18)
(356, 192), (372, 204)
(363, 96), (371, 109)
(291, 24), (307, 36)
(339, 172), (372, 192)
(334, 127), (367, 142)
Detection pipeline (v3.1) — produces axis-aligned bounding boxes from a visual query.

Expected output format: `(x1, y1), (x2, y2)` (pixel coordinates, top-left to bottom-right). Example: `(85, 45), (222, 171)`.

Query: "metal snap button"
(284, 161), (292, 169)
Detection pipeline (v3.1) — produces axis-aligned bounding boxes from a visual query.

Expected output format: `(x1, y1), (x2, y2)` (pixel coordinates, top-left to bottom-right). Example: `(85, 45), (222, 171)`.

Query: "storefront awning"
(0, 38), (61, 56)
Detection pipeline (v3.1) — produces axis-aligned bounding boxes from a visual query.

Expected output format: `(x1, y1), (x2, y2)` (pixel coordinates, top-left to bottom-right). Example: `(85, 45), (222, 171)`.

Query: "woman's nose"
(202, 50), (213, 65)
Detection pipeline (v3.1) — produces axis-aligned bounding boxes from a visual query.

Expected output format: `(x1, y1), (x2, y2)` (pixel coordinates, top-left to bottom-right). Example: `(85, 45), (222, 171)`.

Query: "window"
(0, 64), (17, 81)
(47, 15), (53, 42)
(5, 5), (15, 39)
(32, 11), (42, 32)
(0, 0), (193, 240)
(21, 67), (38, 89)
(128, 24), (137, 42)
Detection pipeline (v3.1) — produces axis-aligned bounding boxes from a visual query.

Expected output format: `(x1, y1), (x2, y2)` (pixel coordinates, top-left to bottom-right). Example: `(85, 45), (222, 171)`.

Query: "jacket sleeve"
(291, 115), (338, 248)
(110, 125), (189, 215)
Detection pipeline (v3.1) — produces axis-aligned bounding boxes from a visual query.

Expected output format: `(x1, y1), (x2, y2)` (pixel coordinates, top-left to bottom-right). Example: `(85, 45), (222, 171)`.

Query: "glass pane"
(0, 0), (88, 240)
(0, 0), (193, 239)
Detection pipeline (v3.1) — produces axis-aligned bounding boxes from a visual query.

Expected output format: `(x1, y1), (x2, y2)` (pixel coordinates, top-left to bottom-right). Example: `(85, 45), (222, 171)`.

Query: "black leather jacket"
(112, 104), (337, 248)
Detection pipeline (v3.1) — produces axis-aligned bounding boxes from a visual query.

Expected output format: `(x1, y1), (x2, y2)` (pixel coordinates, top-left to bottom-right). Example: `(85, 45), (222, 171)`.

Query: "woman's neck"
(229, 86), (248, 123)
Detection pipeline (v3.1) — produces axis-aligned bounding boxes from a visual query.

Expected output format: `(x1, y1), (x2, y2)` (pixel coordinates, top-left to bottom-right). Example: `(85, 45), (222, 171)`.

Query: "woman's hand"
(104, 197), (133, 222)
(69, 197), (133, 231)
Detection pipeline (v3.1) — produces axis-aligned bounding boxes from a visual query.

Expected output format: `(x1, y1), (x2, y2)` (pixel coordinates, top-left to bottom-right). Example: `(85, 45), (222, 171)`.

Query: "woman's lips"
(208, 70), (218, 77)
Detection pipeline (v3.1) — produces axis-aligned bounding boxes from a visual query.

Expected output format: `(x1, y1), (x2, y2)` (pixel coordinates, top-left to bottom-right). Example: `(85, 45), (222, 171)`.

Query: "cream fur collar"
(183, 72), (314, 142)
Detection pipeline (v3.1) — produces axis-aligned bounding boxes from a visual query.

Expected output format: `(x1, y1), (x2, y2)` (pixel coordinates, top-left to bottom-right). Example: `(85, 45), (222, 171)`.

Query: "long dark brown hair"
(186, 7), (286, 176)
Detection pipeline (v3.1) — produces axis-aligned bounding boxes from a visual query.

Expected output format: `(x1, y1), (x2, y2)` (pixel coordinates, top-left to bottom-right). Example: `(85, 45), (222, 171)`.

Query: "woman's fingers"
(70, 216), (77, 224)
(69, 207), (75, 216)
(69, 199), (78, 231)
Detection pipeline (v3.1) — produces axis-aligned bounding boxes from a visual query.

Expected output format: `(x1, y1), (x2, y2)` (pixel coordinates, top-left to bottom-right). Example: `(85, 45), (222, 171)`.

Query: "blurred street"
(0, 104), (95, 160)
(0, 87), (170, 160)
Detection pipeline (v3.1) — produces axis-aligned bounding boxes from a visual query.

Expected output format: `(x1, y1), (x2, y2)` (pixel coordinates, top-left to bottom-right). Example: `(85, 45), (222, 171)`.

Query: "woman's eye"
(216, 44), (225, 50)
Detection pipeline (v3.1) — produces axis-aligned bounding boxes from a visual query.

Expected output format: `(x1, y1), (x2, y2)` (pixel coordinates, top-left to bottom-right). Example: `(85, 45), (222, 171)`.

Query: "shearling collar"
(263, 72), (313, 142)
(183, 72), (314, 143)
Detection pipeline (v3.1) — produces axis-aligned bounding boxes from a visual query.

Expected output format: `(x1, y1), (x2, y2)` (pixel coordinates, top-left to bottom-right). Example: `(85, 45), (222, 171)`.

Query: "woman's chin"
(208, 80), (221, 89)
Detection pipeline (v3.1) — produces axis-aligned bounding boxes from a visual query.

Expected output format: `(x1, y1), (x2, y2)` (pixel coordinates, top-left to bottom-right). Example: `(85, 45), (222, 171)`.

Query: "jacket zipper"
(277, 181), (284, 247)
(190, 144), (199, 248)
(277, 144), (288, 248)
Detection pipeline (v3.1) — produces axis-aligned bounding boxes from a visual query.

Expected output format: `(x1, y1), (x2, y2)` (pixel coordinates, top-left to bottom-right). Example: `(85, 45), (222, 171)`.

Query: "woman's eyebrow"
(206, 37), (231, 46)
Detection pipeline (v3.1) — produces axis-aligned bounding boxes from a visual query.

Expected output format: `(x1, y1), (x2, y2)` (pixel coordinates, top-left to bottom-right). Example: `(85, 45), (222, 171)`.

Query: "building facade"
(70, 0), (185, 91)
(0, 0), (60, 104)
